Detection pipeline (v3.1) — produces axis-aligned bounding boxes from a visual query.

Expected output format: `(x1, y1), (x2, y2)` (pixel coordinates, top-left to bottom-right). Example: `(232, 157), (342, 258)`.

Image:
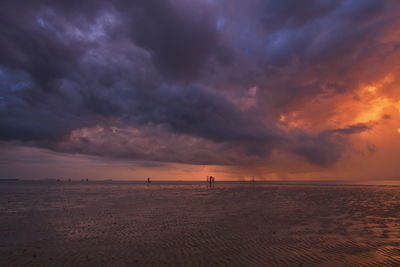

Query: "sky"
(1, 0), (400, 181)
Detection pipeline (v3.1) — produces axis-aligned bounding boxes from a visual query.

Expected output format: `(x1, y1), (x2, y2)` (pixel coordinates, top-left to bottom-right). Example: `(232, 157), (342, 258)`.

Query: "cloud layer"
(1, 0), (400, 172)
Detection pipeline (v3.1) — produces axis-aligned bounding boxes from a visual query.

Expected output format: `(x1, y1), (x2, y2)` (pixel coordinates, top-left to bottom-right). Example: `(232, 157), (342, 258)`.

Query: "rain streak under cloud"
(1, 0), (400, 180)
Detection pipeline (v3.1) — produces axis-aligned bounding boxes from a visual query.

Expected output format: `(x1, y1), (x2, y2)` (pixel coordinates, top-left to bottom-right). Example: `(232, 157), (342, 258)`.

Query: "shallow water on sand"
(1, 181), (400, 266)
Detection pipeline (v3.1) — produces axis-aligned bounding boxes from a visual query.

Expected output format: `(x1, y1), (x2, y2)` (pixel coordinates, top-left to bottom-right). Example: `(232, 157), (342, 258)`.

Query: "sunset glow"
(365, 86), (377, 93)
(1, 0), (400, 181)
(3, 2), (400, 267)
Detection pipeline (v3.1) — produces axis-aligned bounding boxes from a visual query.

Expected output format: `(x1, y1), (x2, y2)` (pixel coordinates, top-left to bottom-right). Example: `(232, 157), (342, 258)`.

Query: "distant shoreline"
(1, 179), (400, 186)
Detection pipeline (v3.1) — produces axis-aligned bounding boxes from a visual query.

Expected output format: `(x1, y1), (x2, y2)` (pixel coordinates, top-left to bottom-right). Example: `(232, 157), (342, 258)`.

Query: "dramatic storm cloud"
(1, 0), (400, 180)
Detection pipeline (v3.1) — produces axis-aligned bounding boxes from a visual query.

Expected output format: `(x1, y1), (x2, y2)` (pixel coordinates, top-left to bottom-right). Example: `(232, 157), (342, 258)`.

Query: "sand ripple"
(1, 182), (400, 266)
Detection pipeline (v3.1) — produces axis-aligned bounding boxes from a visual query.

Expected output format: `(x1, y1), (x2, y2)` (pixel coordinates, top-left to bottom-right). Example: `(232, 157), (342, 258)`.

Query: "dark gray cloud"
(0, 13), (77, 91)
(1, 0), (399, 167)
(261, 0), (340, 31)
(291, 123), (375, 166)
(120, 1), (227, 80)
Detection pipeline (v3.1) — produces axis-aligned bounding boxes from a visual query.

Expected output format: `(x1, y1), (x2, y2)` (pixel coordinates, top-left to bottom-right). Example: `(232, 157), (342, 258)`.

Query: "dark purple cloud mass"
(1, 0), (400, 169)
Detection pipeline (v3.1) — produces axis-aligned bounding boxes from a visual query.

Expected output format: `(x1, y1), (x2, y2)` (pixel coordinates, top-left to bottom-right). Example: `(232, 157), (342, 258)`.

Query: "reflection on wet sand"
(1, 182), (400, 266)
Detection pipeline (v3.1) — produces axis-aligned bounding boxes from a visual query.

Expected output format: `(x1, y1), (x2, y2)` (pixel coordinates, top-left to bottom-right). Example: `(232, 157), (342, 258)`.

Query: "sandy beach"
(1, 181), (400, 266)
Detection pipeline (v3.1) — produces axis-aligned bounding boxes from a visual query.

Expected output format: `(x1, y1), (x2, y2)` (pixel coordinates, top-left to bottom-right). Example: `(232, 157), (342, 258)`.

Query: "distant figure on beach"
(206, 176), (215, 187)
(209, 176), (215, 183)
(147, 177), (151, 184)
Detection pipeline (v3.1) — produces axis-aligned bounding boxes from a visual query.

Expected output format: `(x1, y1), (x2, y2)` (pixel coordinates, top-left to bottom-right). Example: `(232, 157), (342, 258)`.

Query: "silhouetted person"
(147, 177), (151, 184)
(209, 176), (215, 184)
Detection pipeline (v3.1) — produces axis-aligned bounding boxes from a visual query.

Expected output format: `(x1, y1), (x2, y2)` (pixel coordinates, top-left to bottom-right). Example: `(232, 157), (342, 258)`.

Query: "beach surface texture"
(1, 181), (400, 266)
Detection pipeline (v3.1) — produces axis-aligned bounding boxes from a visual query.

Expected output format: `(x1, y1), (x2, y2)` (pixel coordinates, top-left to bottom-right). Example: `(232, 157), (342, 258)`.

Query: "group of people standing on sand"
(206, 176), (215, 184)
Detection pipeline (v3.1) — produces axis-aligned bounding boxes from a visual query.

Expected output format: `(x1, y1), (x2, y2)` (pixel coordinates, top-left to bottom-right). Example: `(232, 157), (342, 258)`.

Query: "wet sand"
(1, 181), (400, 266)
